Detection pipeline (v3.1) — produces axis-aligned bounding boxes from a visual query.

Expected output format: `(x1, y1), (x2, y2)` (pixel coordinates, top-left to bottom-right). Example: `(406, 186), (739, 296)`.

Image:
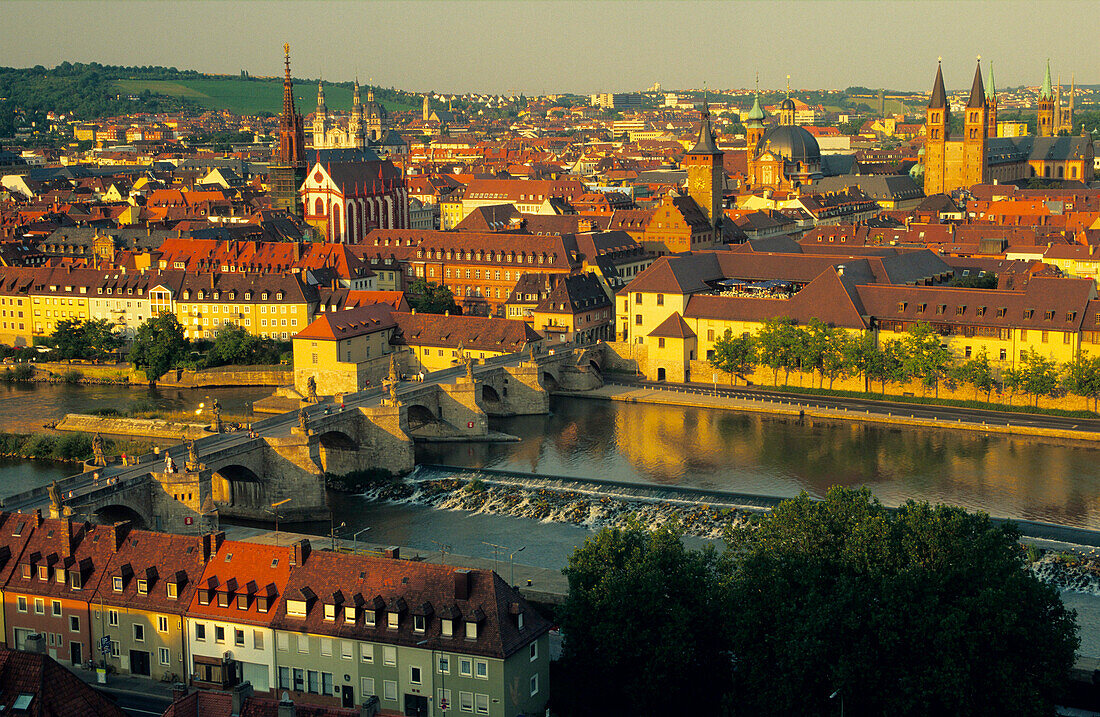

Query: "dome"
(757, 125), (820, 162)
(745, 95), (765, 123)
(780, 97), (796, 112)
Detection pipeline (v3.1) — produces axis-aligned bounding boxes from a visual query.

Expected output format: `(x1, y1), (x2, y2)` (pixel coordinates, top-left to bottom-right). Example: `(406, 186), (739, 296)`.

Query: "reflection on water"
(0, 382), (273, 434)
(418, 396), (1100, 530)
(0, 457), (71, 498)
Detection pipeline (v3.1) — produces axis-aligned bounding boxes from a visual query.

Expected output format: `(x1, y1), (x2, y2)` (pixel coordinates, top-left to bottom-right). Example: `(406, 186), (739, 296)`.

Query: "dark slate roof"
(813, 174), (923, 202)
(687, 108), (722, 156)
(820, 154), (856, 176)
(312, 147), (382, 164)
(535, 272), (611, 314)
(967, 61), (986, 109)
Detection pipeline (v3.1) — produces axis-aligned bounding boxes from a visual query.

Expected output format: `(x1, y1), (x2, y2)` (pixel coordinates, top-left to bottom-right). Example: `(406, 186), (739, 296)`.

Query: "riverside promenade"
(560, 379), (1100, 443)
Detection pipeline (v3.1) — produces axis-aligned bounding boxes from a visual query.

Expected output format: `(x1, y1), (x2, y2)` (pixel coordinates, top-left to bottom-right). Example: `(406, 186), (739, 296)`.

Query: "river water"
(5, 386), (1100, 569)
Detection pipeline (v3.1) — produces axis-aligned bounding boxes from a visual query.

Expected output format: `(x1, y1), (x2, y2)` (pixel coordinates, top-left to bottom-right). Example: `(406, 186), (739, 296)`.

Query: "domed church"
(745, 88), (823, 189)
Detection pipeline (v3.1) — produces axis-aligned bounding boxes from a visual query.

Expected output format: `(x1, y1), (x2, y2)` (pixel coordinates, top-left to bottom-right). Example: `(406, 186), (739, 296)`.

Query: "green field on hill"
(114, 77), (415, 116)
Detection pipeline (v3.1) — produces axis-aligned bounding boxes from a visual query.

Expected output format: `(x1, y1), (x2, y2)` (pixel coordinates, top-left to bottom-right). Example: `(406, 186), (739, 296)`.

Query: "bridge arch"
(93, 504), (147, 529)
(540, 371), (560, 392)
(316, 429), (359, 451)
(481, 384), (502, 405)
(211, 464), (267, 509)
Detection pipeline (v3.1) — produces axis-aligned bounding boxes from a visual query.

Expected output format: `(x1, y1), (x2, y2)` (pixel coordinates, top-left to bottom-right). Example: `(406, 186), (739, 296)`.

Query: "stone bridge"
(3, 345), (606, 531)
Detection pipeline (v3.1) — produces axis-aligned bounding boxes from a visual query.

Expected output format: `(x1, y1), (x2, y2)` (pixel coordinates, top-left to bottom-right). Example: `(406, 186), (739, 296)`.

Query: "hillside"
(113, 77), (417, 116)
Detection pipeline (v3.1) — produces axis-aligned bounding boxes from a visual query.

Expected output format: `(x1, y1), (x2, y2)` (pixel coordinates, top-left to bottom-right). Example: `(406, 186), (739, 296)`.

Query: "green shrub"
(89, 407), (123, 417)
(1026, 544), (1042, 564)
(465, 478), (488, 494)
(21, 433), (57, 459)
(54, 433), (92, 461)
(3, 364), (34, 382)
(61, 369), (83, 384)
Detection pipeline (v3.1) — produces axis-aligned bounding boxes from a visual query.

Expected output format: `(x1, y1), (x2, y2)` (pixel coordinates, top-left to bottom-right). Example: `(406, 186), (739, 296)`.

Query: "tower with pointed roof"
(313, 80), (329, 147)
(924, 60), (949, 195)
(963, 59), (988, 188)
(422, 93), (432, 122)
(680, 101), (724, 236)
(1055, 74), (1075, 136)
(1038, 61), (1054, 137)
(349, 78), (363, 137)
(272, 43), (308, 216)
(986, 62), (998, 138)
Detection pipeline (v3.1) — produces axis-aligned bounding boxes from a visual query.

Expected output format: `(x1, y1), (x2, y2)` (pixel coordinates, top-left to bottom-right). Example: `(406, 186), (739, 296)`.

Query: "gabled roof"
(0, 647), (127, 717)
(392, 311), (541, 352)
(294, 303), (397, 341)
(649, 312), (695, 338)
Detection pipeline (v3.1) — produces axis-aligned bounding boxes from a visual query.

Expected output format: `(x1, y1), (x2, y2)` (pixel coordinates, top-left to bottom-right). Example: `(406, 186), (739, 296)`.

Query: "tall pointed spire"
(929, 59), (947, 109)
(353, 77), (361, 106)
(967, 57), (986, 109)
(1041, 59), (1053, 100)
(986, 61), (996, 100)
(316, 79), (326, 113)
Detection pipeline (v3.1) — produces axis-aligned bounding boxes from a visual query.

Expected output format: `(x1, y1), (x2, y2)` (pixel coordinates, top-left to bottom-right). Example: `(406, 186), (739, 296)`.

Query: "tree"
(722, 486), (1078, 716)
(1062, 353), (1100, 412)
(901, 322), (951, 397)
(48, 318), (121, 360)
(129, 314), (188, 381)
(557, 522), (731, 716)
(842, 331), (882, 392)
(709, 329), (756, 385)
(1006, 349), (1060, 407)
(952, 348), (998, 401)
(755, 317), (800, 385)
(406, 278), (460, 315)
(207, 322), (281, 366)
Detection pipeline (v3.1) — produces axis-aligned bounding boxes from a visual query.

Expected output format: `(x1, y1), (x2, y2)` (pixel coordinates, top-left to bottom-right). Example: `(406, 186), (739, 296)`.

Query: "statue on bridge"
(185, 439), (201, 472)
(48, 480), (62, 513)
(298, 406), (309, 431)
(306, 376), (318, 403)
(388, 380), (399, 406)
(388, 354), (399, 383)
(529, 344), (537, 363)
(211, 398), (222, 433)
(465, 355), (475, 382)
(91, 433), (107, 467)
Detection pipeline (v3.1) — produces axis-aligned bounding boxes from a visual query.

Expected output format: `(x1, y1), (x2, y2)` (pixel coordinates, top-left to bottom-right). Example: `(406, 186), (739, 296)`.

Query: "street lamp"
(509, 546), (526, 587)
(266, 498), (292, 546)
(482, 542), (526, 586)
(352, 527), (371, 555)
(330, 520), (345, 551)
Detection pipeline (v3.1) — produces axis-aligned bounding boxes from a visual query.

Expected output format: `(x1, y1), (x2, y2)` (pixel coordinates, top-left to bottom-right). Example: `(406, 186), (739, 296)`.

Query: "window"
(195, 623), (206, 642)
(253, 631), (264, 649)
(439, 654), (450, 673)
(460, 658), (473, 677)
(635, 314), (642, 325)
(634, 293), (641, 304)
(388, 612), (399, 629)
(383, 646), (396, 666)
(321, 638), (332, 656)
(276, 632), (288, 651)
(459, 691), (474, 713)
(466, 621), (478, 640)
(413, 614), (426, 633)
(113, 576), (123, 592)
(159, 647), (171, 666)
(16, 596), (26, 613)
(298, 634), (309, 653)
(658, 337), (665, 349)
(1042, 331), (1049, 344)
(361, 643), (374, 663)
(656, 294), (664, 306)
(167, 582), (177, 600)
(384, 680), (398, 702)
(108, 609), (119, 627)
(531, 674), (539, 696)
(322, 672), (334, 696)
(34, 598), (43, 615)
(157, 616), (169, 633)
(411, 666), (422, 685)
(111, 640), (120, 658)
(293, 668), (305, 692)
(324, 603), (336, 621)
(51, 600), (61, 617)
(308, 670), (319, 694)
(69, 615), (80, 632)
(134, 624), (145, 642)
(530, 642), (538, 661)
(279, 667), (290, 690)
(214, 626), (225, 643)
(361, 676), (375, 698)
(235, 629), (245, 647)
(475, 659), (488, 679)
(475, 694), (489, 715)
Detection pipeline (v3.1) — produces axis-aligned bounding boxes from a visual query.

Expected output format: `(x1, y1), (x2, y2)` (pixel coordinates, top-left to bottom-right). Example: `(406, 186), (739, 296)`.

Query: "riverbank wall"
(5, 362), (290, 388)
(555, 382), (1100, 444)
(53, 413), (209, 440)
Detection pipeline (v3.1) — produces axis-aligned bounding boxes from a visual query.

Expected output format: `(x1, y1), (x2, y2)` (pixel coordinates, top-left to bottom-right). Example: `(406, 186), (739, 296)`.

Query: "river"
(5, 386), (1100, 569)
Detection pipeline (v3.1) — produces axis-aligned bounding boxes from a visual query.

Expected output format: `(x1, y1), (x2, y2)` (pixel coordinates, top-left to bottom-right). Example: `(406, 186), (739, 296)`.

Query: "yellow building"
(292, 303), (399, 395)
(163, 273), (318, 341)
(393, 311), (541, 373)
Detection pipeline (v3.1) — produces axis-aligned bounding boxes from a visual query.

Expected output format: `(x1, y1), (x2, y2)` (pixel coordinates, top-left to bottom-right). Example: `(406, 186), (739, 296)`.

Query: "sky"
(3, 1), (1098, 95)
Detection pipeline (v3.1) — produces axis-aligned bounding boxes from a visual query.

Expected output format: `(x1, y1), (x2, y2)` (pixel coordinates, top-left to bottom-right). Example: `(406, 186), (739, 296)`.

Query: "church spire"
(1041, 59), (1053, 100)
(967, 57), (986, 109)
(929, 59), (947, 109)
(353, 77), (361, 106)
(316, 79), (326, 114)
(986, 61), (996, 100)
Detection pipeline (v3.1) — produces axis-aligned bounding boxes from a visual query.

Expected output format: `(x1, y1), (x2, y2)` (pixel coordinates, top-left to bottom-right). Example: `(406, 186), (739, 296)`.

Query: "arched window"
(331, 201), (341, 240)
(315, 197), (323, 215)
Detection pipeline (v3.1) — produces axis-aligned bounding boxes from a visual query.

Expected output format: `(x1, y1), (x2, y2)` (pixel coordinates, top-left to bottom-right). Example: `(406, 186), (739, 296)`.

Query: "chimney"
(230, 681), (254, 717)
(24, 633), (47, 655)
(291, 539), (311, 567)
(454, 569), (471, 600)
(201, 532), (214, 563)
(63, 519), (76, 558)
(278, 695), (296, 717)
(837, 264), (845, 277)
(383, 546), (400, 560)
(111, 521), (130, 552)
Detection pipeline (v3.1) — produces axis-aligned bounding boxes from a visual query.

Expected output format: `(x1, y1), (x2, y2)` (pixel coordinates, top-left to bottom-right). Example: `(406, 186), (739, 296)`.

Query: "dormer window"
(218, 591), (229, 608)
(286, 599), (307, 617)
(324, 603), (336, 621)
(413, 615), (426, 633)
(365, 610), (376, 627)
(38, 565), (48, 581)
(198, 589), (210, 606)
(465, 621), (478, 639)
(167, 582), (178, 600)
(237, 593), (248, 610)
(113, 576), (123, 592)
(441, 619), (453, 637)
(344, 606), (356, 621)
(256, 595), (269, 613)
(70, 571), (82, 590)
(387, 612), (399, 629)
(137, 579), (148, 595)
(518, 612), (525, 631)
(261, 292), (268, 300)
(20, 563), (30, 579)
(55, 567), (65, 583)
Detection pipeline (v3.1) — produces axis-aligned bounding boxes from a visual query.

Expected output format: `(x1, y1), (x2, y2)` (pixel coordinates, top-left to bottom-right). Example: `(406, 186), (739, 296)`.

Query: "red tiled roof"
(0, 647), (127, 716)
(294, 303), (398, 341)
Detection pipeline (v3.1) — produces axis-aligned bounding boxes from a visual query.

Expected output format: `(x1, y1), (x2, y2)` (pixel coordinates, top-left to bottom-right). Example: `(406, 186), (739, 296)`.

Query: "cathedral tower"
(422, 93), (432, 121)
(349, 77), (363, 138)
(924, 60), (949, 195)
(963, 59), (988, 188)
(986, 62), (998, 138)
(778, 75), (795, 126)
(272, 43), (307, 215)
(313, 80), (329, 147)
(681, 101), (724, 234)
(1037, 61), (1054, 137)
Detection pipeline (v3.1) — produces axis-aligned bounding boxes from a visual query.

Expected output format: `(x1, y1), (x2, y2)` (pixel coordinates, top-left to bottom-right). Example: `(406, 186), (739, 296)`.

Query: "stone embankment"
(53, 414), (208, 440)
(358, 476), (754, 538)
(157, 365), (290, 388)
(1032, 551), (1100, 595)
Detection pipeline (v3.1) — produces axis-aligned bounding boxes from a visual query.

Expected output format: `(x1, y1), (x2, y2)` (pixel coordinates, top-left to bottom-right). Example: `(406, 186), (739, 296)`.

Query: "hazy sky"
(4, 1), (1097, 95)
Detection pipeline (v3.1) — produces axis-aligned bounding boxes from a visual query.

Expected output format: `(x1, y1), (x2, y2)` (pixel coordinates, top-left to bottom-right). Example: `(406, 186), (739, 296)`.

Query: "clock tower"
(680, 101), (724, 235)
